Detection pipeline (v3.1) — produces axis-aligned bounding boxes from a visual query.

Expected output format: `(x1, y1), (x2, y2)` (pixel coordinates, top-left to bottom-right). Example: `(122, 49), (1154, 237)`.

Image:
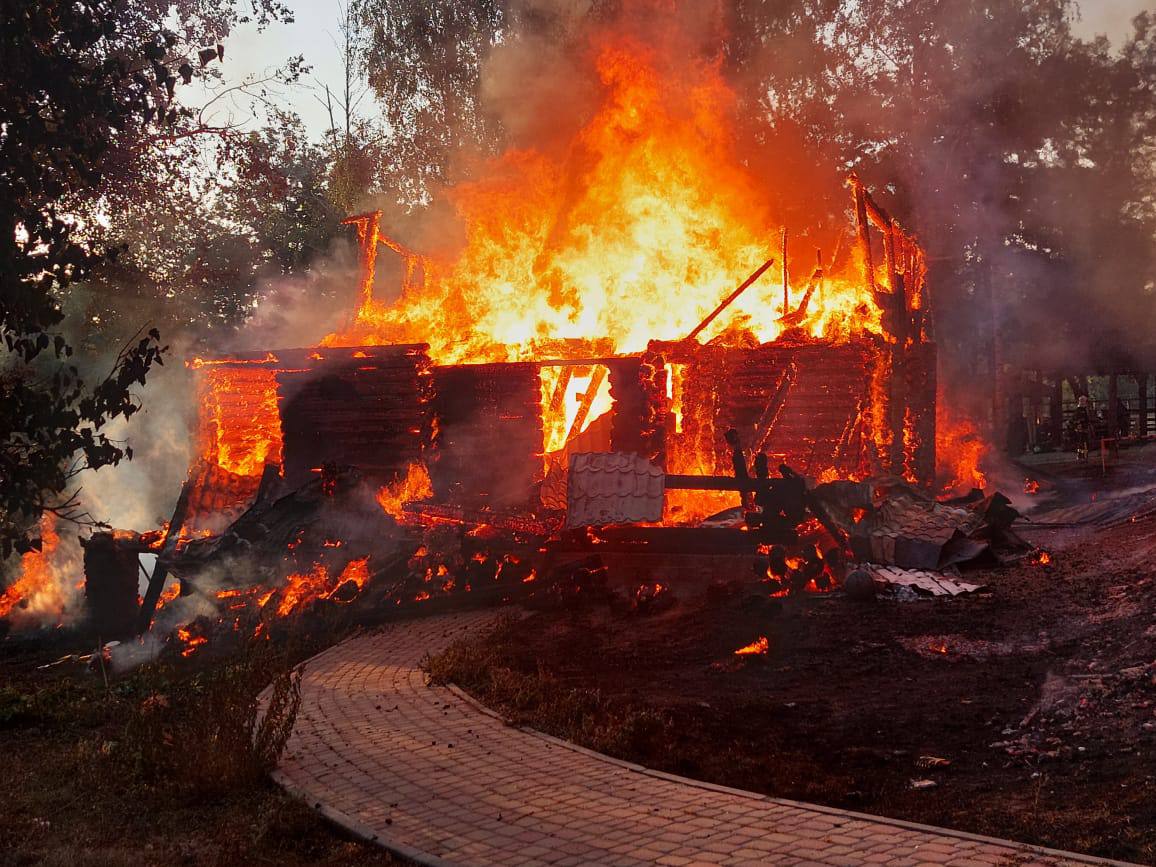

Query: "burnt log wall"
(652, 337), (926, 482)
(430, 361), (543, 509)
(276, 345), (432, 489)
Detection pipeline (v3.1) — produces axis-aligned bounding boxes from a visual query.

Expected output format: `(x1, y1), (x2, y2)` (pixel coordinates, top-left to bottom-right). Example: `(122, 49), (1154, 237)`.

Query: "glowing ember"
(274, 556), (370, 617)
(377, 462), (434, 521)
(177, 626), (208, 657)
(0, 514), (67, 626)
(332, 557), (370, 595)
(928, 640), (949, 655)
(734, 636), (770, 656)
(1024, 479), (1040, 495)
(1034, 550), (1053, 567)
(154, 581), (182, 610)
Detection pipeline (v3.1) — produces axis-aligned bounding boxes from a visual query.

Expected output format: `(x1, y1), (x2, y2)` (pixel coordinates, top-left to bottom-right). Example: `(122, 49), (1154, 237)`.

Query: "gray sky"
(1075, 0), (1153, 41)
(204, 0), (1154, 137)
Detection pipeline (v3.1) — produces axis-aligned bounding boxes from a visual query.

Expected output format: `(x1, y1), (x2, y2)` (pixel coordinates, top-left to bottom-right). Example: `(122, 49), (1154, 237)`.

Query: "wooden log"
(751, 363), (798, 455)
(849, 175), (876, 295)
(138, 470), (196, 634)
(781, 228), (790, 315)
(663, 475), (803, 493)
(566, 365), (608, 442)
(686, 258), (776, 342)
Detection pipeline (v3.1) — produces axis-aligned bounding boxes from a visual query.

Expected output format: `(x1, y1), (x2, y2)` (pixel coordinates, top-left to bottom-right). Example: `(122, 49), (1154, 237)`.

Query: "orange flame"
(0, 514), (67, 626)
(274, 556), (371, 617)
(936, 405), (988, 492)
(377, 462), (434, 521)
(324, 36), (885, 364)
(196, 366), (283, 476)
(734, 636), (770, 656)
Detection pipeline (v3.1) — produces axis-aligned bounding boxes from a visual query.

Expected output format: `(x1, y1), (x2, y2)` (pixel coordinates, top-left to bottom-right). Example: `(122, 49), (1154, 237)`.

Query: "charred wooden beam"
(686, 257), (775, 342)
(663, 474), (803, 493)
(752, 361), (798, 455)
(849, 174), (876, 296)
(402, 503), (556, 536)
(567, 365), (608, 442)
(781, 228), (790, 315)
(343, 211), (381, 312)
(137, 470), (195, 633)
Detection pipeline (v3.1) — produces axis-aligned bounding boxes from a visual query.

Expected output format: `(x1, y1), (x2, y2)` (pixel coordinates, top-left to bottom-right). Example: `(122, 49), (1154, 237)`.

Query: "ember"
(176, 626), (207, 658)
(734, 636), (770, 656)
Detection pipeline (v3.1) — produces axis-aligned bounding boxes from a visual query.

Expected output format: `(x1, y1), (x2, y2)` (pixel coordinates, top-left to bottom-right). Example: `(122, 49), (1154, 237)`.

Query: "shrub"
(126, 644), (302, 800)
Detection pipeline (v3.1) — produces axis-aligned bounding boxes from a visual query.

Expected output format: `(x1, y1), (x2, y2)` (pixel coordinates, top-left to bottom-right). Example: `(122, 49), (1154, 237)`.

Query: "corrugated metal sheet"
(565, 452), (664, 528)
(539, 413), (615, 511)
(860, 563), (984, 596)
(182, 461), (262, 534)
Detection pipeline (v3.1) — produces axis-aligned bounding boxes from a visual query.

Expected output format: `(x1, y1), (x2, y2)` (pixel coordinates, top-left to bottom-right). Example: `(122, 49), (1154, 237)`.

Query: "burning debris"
(734, 636), (770, 656)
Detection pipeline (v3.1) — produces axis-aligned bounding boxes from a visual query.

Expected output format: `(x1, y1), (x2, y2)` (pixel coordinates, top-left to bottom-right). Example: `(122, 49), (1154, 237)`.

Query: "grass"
(0, 633), (403, 867)
(426, 614), (673, 760)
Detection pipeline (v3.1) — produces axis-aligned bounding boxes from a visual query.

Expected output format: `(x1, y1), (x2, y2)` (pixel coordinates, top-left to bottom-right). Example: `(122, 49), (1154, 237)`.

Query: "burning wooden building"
(182, 177), (935, 531)
(80, 28), (943, 643)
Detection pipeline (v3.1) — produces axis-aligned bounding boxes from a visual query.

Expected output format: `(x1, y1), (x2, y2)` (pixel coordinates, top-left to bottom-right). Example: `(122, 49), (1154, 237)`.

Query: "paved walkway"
(274, 611), (1132, 867)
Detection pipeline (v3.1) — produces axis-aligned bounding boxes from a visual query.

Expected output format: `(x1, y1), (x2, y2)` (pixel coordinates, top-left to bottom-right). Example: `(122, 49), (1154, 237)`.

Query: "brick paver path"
(274, 611), (1132, 867)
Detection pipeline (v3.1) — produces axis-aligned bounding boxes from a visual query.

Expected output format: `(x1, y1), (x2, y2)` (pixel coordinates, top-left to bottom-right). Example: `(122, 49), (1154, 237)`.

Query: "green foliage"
(0, 0), (295, 556)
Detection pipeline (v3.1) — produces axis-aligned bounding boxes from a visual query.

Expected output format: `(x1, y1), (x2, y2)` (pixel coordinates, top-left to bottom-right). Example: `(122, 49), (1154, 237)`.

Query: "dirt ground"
(439, 451), (1156, 864)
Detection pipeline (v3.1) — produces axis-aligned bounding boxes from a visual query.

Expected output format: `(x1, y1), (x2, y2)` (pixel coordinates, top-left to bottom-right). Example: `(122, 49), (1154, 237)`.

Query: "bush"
(126, 644), (302, 799)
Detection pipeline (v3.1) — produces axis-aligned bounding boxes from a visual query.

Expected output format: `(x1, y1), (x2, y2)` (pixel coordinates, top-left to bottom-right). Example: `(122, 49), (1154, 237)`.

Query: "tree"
(0, 0), (288, 556)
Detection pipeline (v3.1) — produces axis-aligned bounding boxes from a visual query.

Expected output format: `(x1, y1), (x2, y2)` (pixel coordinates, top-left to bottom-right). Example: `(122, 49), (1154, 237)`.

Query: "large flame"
(937, 405), (989, 492)
(0, 514), (68, 627)
(325, 36), (883, 364)
(195, 364), (283, 477)
(377, 462), (434, 521)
